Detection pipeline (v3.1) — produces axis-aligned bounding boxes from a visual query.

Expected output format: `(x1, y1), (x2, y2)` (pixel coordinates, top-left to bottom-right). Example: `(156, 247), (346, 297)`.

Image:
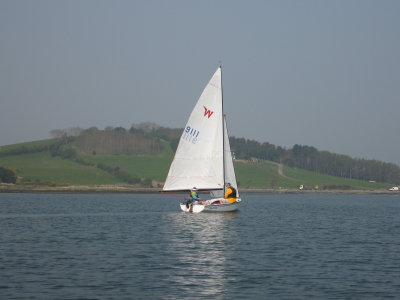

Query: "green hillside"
(0, 139), (56, 153)
(0, 138), (391, 190)
(235, 160), (388, 190)
(0, 152), (121, 185)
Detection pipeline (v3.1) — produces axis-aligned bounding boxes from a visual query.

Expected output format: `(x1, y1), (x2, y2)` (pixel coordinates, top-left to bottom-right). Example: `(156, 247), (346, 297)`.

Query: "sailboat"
(162, 67), (241, 213)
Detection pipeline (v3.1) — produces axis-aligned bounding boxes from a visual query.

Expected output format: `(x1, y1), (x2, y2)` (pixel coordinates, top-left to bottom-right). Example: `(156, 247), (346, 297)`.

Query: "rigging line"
(161, 192), (187, 198)
(161, 191), (204, 201)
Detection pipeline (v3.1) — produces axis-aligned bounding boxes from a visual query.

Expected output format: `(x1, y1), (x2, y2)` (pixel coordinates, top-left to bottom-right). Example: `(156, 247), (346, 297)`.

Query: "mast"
(220, 65), (226, 196)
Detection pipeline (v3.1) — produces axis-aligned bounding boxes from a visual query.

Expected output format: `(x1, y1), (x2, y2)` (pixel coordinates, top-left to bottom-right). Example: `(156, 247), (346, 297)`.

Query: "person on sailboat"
(185, 187), (201, 207)
(190, 187), (201, 204)
(224, 183), (237, 203)
(186, 187), (202, 212)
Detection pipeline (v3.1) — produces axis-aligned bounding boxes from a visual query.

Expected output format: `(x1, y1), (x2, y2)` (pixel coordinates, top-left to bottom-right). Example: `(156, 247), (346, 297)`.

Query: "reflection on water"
(163, 211), (238, 297)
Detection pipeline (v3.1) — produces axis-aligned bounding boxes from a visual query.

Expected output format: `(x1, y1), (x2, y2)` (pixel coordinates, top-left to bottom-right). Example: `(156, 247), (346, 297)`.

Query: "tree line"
(229, 138), (400, 184)
(75, 127), (162, 155)
(3, 123), (399, 185)
(50, 126), (163, 155)
(126, 124), (399, 184)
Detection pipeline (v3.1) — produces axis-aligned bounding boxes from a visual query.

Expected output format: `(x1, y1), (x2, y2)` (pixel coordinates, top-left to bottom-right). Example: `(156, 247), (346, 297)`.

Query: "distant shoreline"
(0, 185), (397, 195)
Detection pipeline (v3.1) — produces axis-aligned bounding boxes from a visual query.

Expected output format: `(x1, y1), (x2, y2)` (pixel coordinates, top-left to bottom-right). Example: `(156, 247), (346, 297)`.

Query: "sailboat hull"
(180, 198), (241, 213)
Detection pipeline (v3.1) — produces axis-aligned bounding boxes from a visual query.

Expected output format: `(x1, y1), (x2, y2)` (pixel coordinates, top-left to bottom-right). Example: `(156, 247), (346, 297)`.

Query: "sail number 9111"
(182, 126), (200, 144)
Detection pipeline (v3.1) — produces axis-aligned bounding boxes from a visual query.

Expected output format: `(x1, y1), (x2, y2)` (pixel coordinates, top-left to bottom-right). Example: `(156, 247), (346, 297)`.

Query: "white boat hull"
(180, 198), (241, 213)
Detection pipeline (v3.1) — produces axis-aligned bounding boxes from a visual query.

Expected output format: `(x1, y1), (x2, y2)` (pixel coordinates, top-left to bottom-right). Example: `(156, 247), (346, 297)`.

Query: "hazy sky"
(1, 0), (399, 165)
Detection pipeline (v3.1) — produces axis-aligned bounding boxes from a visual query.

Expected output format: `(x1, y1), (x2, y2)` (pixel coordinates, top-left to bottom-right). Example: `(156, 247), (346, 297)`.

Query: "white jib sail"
(163, 68), (224, 191)
(211, 117), (239, 198)
(223, 116), (240, 197)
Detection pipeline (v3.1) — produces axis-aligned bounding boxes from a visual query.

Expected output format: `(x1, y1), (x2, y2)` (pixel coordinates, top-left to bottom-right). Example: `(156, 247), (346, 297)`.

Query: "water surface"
(1, 193), (399, 299)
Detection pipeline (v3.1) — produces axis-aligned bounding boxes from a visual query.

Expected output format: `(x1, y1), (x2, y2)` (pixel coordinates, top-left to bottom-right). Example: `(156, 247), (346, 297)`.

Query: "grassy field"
(0, 139), (56, 153)
(0, 152), (121, 185)
(78, 139), (174, 183)
(235, 161), (285, 188)
(0, 139), (393, 189)
(82, 153), (173, 182)
(235, 161), (390, 190)
(282, 165), (389, 190)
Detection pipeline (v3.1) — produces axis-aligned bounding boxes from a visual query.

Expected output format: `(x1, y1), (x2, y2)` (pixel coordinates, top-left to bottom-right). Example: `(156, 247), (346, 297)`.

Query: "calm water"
(0, 193), (400, 299)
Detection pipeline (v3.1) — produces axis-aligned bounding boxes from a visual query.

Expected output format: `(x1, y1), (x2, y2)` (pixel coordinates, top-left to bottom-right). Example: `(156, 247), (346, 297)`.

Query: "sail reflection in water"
(161, 211), (238, 297)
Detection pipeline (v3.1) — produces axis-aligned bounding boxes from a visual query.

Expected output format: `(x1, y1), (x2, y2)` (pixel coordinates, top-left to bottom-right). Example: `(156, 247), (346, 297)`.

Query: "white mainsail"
(163, 68), (224, 191)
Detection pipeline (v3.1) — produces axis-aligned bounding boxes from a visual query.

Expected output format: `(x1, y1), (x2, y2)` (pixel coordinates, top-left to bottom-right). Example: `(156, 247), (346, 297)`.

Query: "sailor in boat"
(224, 183), (237, 203)
(186, 187), (202, 211)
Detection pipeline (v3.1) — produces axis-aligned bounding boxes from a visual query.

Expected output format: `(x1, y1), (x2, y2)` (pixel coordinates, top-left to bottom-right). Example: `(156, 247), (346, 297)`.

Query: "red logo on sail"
(203, 106), (214, 118)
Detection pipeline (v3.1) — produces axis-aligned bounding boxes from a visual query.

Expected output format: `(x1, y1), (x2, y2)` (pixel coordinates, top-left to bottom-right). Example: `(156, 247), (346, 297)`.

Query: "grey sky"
(1, 0), (399, 165)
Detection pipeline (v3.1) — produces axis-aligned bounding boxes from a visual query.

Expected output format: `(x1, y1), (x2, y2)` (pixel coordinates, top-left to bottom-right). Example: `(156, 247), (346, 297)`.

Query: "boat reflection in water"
(161, 211), (238, 297)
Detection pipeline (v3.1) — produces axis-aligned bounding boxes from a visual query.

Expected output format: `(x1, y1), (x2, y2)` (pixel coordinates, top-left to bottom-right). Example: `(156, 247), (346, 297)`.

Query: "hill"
(0, 127), (394, 191)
